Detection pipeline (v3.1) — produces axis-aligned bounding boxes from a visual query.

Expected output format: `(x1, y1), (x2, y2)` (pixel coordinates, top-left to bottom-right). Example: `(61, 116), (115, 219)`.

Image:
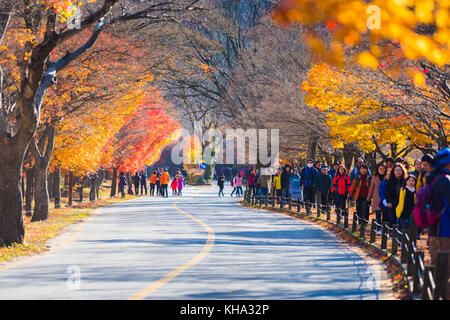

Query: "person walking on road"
(301, 160), (318, 212)
(160, 169), (170, 198)
(289, 168), (302, 202)
(314, 165), (332, 215)
(425, 148), (450, 294)
(118, 172), (127, 198)
(218, 174), (225, 196)
(350, 163), (372, 224)
(132, 172), (141, 196)
(385, 163), (408, 228)
(331, 165), (351, 216)
(178, 174), (183, 196)
(171, 175), (179, 196)
(281, 165), (291, 207)
(368, 163), (387, 234)
(149, 171), (157, 196)
(140, 171), (147, 195)
(234, 172), (243, 197)
(273, 168), (283, 205)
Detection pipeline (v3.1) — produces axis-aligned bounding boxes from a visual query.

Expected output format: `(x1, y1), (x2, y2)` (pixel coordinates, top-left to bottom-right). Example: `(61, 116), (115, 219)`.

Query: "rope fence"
(243, 187), (448, 300)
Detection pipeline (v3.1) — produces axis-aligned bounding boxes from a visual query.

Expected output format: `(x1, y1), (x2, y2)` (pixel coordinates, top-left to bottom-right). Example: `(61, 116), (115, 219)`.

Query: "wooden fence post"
(401, 229), (408, 263)
(359, 219), (365, 239)
(434, 252), (448, 300)
(391, 225), (398, 255)
(288, 196), (292, 211)
(352, 213), (358, 234)
(370, 219), (376, 243)
(422, 265), (434, 300)
(344, 210), (349, 229)
(381, 222), (388, 250)
(297, 199), (300, 213)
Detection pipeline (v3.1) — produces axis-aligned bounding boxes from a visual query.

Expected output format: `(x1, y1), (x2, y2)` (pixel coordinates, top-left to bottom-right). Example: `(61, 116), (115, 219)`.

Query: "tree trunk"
(47, 172), (54, 199)
(343, 144), (354, 171)
(32, 166), (49, 222)
(307, 136), (319, 161)
(96, 170), (105, 199)
(89, 175), (96, 202)
(68, 171), (74, 206)
(53, 167), (61, 209)
(110, 167), (117, 197)
(0, 159), (25, 247)
(31, 124), (56, 222)
(25, 167), (34, 217)
(77, 176), (85, 203)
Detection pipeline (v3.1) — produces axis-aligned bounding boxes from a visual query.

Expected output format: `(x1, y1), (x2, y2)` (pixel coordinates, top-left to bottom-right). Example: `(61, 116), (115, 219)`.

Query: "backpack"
(413, 174), (448, 228)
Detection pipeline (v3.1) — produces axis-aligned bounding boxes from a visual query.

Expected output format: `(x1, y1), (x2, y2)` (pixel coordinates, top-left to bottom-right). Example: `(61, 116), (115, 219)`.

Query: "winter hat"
(320, 165), (328, 170)
(434, 148), (450, 167)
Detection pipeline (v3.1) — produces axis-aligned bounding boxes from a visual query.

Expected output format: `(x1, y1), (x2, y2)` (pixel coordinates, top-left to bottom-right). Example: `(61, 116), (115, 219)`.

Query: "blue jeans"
(375, 210), (382, 231)
(236, 186), (243, 196)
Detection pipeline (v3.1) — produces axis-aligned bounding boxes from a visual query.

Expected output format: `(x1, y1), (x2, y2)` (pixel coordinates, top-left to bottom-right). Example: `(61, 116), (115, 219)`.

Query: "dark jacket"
(385, 177), (405, 209)
(132, 174), (140, 186)
(218, 176), (225, 188)
(314, 172), (332, 193)
(280, 169), (291, 189)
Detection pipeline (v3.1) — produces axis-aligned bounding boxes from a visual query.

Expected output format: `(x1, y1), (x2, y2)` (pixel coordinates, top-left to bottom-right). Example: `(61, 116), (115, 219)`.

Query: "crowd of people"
(232, 148), (449, 277)
(117, 168), (186, 198)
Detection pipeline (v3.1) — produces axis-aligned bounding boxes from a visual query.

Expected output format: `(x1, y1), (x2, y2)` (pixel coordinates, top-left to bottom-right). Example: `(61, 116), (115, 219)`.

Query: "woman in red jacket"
(331, 166), (352, 215)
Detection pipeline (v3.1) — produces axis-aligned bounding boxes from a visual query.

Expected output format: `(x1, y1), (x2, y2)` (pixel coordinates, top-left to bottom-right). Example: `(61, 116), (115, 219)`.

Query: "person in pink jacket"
(177, 174), (183, 196)
(234, 173), (243, 197)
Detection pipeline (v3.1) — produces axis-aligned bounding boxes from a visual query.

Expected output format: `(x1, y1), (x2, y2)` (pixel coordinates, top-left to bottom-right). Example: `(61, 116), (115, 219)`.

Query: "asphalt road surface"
(0, 185), (390, 299)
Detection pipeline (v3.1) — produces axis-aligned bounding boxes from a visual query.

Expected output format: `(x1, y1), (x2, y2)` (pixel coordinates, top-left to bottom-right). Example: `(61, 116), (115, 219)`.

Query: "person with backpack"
(396, 175), (417, 233)
(350, 163), (372, 224)
(301, 159), (318, 212)
(218, 174), (225, 196)
(416, 148), (450, 293)
(273, 167), (283, 204)
(331, 165), (352, 215)
(385, 163), (408, 228)
(368, 163), (387, 234)
(118, 172), (127, 198)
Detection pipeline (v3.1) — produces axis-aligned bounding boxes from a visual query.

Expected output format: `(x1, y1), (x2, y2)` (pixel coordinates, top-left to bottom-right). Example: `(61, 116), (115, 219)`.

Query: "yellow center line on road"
(128, 188), (215, 300)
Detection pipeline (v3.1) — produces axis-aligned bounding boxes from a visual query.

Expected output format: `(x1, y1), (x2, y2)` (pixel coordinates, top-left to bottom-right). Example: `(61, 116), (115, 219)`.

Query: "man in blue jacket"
(301, 159), (318, 212)
(427, 148), (450, 294)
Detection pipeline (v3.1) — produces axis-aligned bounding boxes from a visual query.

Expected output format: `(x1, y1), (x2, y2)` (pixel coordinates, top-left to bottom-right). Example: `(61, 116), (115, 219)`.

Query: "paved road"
(0, 185), (389, 299)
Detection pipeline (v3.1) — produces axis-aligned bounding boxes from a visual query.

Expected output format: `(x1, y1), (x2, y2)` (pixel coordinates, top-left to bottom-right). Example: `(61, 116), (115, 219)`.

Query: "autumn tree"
(0, 0), (203, 246)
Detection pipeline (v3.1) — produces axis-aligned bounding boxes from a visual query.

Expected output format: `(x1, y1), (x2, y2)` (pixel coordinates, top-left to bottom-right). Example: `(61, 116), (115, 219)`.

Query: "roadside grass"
(0, 184), (135, 265)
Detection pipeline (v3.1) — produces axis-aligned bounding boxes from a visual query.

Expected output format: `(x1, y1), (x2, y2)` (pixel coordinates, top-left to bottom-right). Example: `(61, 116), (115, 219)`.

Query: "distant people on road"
(160, 169), (170, 198)
(118, 172), (127, 198)
(140, 171), (147, 196)
(218, 174), (225, 196)
(177, 173), (183, 196)
(132, 172), (141, 195)
(171, 175), (178, 196)
(385, 163), (408, 228)
(149, 171), (157, 196)
(234, 172), (243, 197)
